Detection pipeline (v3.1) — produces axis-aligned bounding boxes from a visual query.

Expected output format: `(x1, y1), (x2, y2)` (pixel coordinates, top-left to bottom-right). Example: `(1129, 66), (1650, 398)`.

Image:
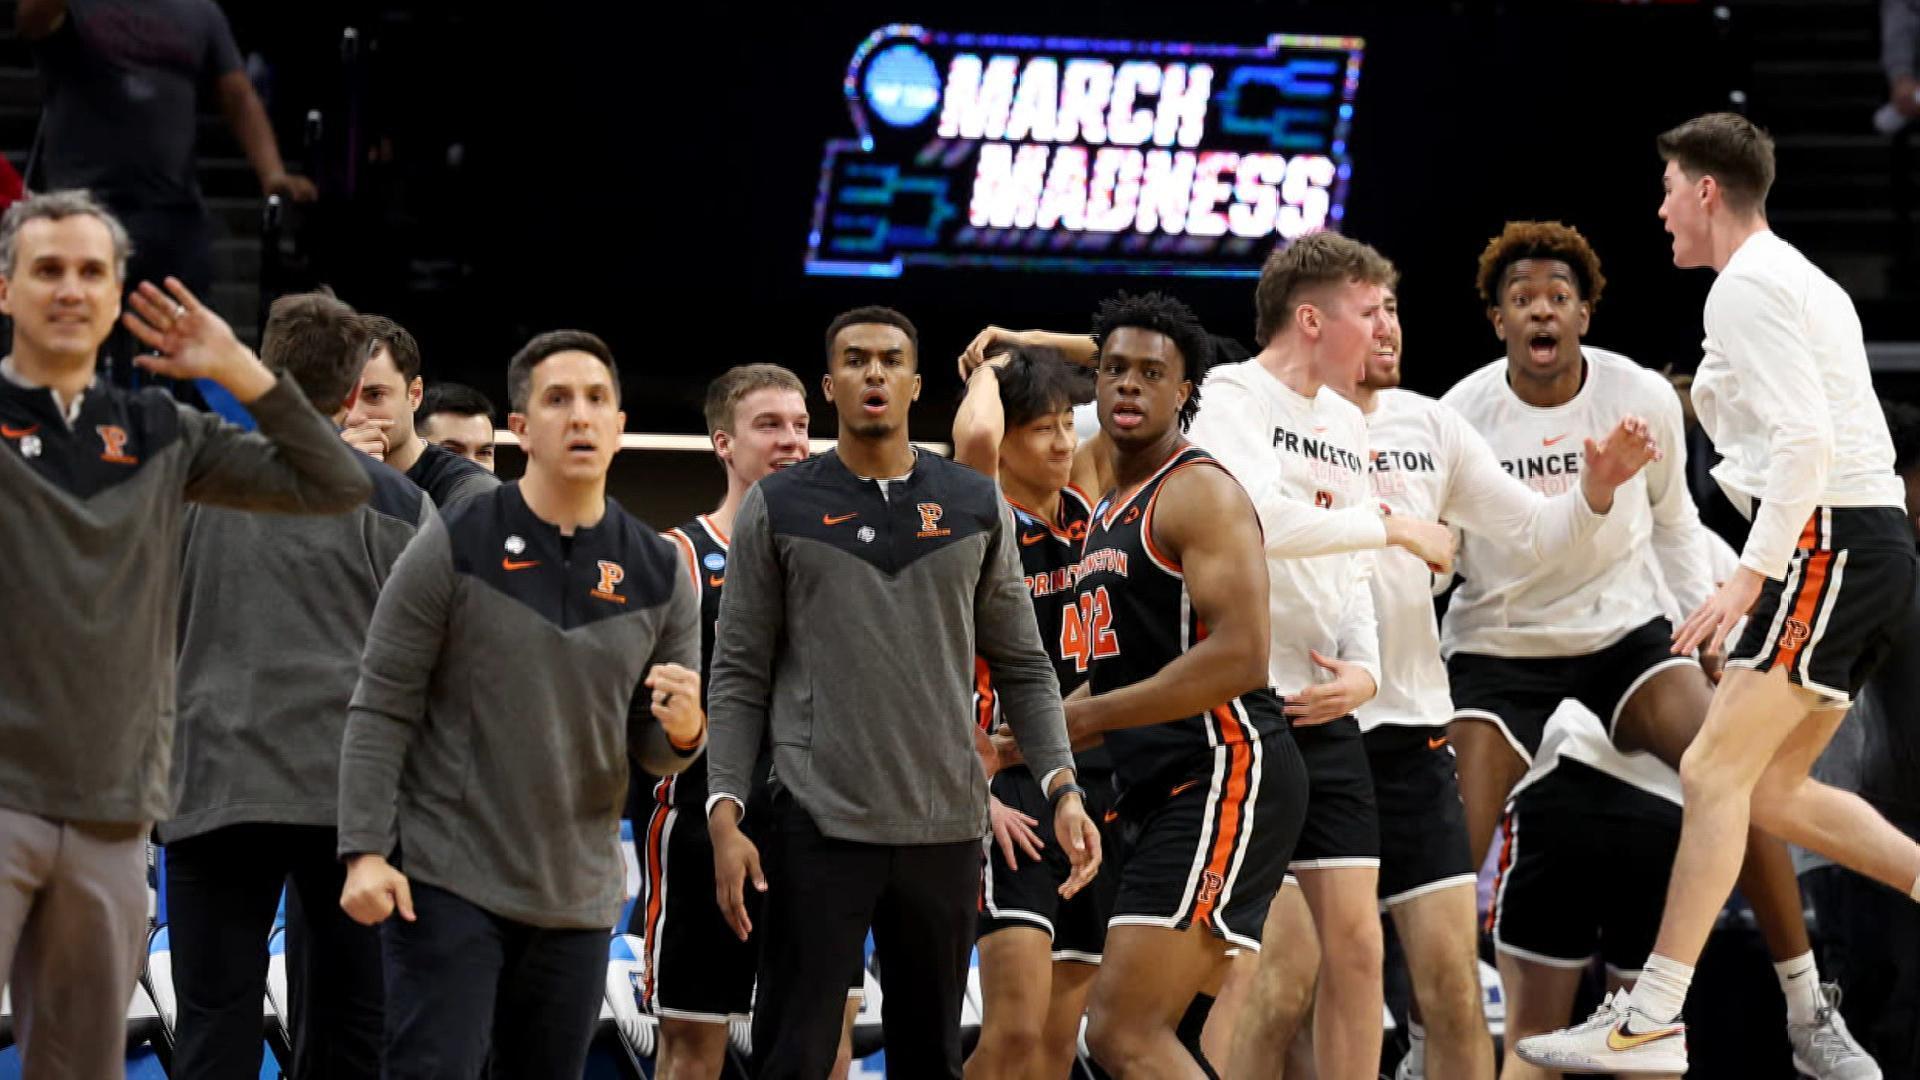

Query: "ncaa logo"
(702, 552), (726, 572)
(1197, 870), (1225, 907)
(1782, 617), (1812, 649)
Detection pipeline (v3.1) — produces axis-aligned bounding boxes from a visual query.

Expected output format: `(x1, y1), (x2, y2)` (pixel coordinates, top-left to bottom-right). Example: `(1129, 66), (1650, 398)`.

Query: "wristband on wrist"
(668, 713), (707, 752)
(1048, 781), (1087, 808)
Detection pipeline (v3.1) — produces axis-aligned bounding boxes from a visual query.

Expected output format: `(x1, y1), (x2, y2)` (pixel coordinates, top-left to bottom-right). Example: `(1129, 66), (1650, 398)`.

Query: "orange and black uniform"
(976, 487), (1122, 962)
(1079, 446), (1306, 948)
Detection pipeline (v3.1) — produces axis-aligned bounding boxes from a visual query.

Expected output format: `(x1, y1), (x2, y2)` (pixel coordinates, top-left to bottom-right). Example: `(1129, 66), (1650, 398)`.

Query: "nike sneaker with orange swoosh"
(1514, 990), (1687, 1074)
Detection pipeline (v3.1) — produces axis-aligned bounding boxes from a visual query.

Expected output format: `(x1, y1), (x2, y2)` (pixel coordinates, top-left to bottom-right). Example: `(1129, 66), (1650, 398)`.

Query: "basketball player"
(337, 330), (706, 1077)
(1290, 277), (1652, 1080)
(1518, 112), (1917, 1077)
(952, 345), (1116, 1079)
(1181, 233), (1438, 1080)
(163, 291), (427, 1079)
(1037, 290), (1307, 1078)
(0, 190), (371, 1079)
(416, 381), (499, 472)
(1490, 700), (1687, 1080)
(632, 363), (861, 1079)
(705, 307), (1094, 1080)
(1448, 216), (1875, 1077)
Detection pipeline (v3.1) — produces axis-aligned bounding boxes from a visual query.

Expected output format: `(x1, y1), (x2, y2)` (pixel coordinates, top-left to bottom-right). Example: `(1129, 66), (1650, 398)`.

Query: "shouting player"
(1519, 112), (1912, 1078)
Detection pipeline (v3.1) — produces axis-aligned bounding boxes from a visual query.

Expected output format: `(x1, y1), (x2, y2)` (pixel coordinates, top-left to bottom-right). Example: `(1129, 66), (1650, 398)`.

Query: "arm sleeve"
(439, 465), (501, 508)
(1334, 551), (1382, 686)
(1710, 274), (1833, 579)
(630, 561), (706, 776)
(201, 0), (245, 78)
(1186, 388), (1388, 556)
(1642, 379), (1717, 615)
(1437, 404), (1605, 562)
(704, 486), (781, 817)
(180, 374), (372, 514)
(337, 515), (455, 858)
(1886, 0), (1920, 81)
(975, 502), (1073, 786)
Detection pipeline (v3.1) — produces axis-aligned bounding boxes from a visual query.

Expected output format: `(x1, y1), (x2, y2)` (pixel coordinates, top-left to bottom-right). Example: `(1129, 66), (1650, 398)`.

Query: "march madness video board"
(805, 25), (1365, 279)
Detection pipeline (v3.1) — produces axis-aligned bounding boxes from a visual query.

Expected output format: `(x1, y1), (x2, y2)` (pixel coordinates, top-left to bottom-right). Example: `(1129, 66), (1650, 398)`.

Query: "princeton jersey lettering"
(973, 487), (1109, 767)
(1078, 445), (1287, 792)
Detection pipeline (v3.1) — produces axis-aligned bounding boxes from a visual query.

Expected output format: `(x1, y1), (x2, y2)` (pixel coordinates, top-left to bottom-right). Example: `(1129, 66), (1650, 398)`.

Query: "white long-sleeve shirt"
(1440, 347), (1715, 658)
(1187, 359), (1381, 694)
(1693, 230), (1907, 580)
(1356, 389), (1608, 731)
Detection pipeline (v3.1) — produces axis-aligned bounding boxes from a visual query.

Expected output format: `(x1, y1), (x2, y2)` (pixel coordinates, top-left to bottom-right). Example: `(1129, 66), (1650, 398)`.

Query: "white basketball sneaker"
(1513, 989), (1688, 1074)
(1786, 984), (1880, 1080)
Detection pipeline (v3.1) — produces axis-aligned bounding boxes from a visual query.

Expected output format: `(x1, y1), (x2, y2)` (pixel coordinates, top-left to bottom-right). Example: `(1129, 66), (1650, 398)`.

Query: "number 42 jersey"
(1076, 445), (1290, 794)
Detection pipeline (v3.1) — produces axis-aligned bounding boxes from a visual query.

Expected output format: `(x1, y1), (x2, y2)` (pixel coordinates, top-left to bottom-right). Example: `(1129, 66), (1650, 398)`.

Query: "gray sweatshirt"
(705, 450), (1072, 846)
(0, 372), (372, 825)
(159, 456), (433, 844)
(337, 484), (701, 929)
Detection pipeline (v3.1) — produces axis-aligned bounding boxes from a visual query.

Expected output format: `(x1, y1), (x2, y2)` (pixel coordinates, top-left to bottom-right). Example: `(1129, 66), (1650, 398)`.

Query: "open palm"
(123, 277), (244, 383)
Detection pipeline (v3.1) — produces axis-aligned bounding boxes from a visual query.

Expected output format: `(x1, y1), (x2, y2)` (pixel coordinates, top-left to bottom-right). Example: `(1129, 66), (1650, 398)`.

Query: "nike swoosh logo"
(1169, 779), (1202, 798)
(1, 423), (37, 438)
(1542, 434), (1569, 446)
(708, 574), (725, 587)
(1102, 809), (1119, 824)
(1020, 531), (1048, 546)
(1428, 734), (1449, 750)
(1606, 1022), (1683, 1052)
(501, 557), (541, 571)
(823, 512), (859, 526)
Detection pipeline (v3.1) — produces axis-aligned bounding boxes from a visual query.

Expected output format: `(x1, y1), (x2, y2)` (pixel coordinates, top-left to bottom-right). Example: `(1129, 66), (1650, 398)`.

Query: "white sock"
(1407, 1019), (1426, 1065)
(1775, 951), (1824, 1025)
(1628, 954), (1695, 1027)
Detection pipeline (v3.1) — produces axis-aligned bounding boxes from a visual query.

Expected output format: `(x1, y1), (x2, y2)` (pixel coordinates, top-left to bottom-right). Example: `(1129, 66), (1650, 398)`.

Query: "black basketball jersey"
(1078, 445), (1288, 793)
(973, 487), (1094, 734)
(645, 515), (729, 811)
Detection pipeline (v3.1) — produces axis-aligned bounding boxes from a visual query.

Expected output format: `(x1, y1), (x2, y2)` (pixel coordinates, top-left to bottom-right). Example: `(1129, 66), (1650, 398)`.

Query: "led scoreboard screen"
(805, 26), (1365, 278)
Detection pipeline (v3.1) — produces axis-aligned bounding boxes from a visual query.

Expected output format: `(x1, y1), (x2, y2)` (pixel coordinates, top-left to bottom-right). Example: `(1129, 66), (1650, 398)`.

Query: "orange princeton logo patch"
(916, 502), (950, 538)
(592, 560), (626, 603)
(1781, 618), (1811, 650)
(96, 424), (136, 464)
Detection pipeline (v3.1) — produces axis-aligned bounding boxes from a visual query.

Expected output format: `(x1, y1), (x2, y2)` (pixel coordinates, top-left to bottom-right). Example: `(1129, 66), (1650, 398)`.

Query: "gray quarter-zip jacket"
(159, 455), (433, 843)
(0, 372), (372, 824)
(706, 450), (1073, 845)
(337, 484), (701, 929)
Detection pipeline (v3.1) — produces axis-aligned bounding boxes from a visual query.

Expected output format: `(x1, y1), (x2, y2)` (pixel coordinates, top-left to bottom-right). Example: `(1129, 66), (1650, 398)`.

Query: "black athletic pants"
(751, 791), (978, 1079)
(163, 823), (383, 1079)
(381, 882), (607, 1079)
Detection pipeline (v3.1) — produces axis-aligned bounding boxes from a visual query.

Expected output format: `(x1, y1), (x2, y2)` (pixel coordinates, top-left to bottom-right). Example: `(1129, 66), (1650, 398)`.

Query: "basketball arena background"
(1, 0), (1916, 1076)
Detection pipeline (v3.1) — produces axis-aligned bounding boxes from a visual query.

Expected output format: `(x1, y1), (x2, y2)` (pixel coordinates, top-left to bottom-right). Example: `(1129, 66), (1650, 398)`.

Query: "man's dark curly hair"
(991, 345), (1094, 429)
(1476, 220), (1607, 310)
(1091, 291), (1213, 431)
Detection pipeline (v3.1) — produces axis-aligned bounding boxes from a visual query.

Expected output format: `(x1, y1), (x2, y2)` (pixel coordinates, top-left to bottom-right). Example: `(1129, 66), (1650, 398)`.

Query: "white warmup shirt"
(1187, 359), (1381, 696)
(1693, 230), (1907, 580)
(1440, 347), (1715, 659)
(1357, 389), (1609, 731)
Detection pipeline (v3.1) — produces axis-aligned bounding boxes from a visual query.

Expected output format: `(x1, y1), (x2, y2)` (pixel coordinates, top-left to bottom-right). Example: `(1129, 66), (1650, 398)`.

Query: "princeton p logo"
(916, 502), (951, 538)
(1197, 870), (1225, 907)
(96, 424), (137, 465)
(592, 560), (626, 604)
(1781, 617), (1811, 650)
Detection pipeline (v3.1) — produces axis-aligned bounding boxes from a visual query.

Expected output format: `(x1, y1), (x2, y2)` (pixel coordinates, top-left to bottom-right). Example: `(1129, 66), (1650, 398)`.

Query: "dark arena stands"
(1, 1), (1918, 1078)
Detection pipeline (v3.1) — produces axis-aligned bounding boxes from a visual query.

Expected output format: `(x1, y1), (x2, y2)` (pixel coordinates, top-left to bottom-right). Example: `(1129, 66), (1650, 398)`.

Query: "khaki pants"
(0, 807), (149, 1079)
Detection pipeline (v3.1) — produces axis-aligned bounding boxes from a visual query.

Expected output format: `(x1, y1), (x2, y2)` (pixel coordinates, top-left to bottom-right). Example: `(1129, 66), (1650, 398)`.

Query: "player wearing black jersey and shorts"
(624, 365), (862, 1080)
(1027, 292), (1306, 1077)
(954, 343), (1120, 1078)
